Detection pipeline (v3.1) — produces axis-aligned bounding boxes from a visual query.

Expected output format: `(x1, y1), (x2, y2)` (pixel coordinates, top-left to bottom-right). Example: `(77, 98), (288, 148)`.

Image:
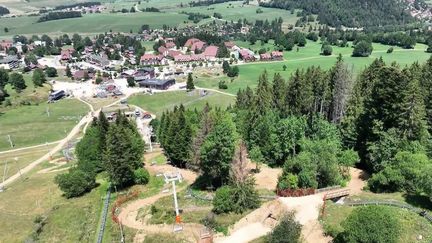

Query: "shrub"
(321, 44), (333, 56)
(45, 67), (57, 77)
(335, 206), (400, 243)
(352, 41), (373, 57)
(213, 186), (233, 214)
(55, 168), (96, 198)
(267, 212), (302, 243)
(387, 47), (394, 53)
(218, 80), (228, 89)
(134, 168), (150, 185)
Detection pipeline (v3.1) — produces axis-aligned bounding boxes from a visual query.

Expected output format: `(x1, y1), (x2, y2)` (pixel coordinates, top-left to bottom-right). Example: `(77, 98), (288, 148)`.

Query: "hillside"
(260, 0), (416, 27)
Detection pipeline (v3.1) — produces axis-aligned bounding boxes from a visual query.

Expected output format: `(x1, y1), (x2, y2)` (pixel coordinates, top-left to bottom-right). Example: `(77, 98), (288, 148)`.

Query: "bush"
(218, 80), (228, 89)
(352, 41), (373, 57)
(321, 44), (333, 56)
(55, 168), (96, 198)
(213, 186), (233, 214)
(213, 178), (260, 214)
(387, 47), (394, 53)
(45, 67), (57, 77)
(335, 206), (400, 243)
(267, 212), (302, 243)
(134, 168), (150, 185)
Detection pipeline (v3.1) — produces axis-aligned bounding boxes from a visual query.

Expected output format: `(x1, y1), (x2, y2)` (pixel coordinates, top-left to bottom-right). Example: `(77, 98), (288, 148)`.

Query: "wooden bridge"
(323, 189), (350, 200)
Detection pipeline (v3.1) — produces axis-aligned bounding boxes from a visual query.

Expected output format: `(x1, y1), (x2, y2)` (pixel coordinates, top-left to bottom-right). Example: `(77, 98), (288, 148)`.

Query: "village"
(0, 25), (284, 102)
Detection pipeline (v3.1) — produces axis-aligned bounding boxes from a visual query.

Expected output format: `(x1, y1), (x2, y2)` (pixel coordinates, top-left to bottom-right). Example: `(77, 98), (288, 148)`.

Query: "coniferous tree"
(272, 73), (286, 112)
(186, 73), (195, 91)
(286, 69), (312, 116)
(329, 55), (352, 123)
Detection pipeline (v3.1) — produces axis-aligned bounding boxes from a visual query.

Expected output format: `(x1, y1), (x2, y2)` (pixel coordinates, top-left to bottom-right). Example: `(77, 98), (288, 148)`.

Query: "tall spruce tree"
(186, 73), (195, 91)
(329, 55), (352, 123)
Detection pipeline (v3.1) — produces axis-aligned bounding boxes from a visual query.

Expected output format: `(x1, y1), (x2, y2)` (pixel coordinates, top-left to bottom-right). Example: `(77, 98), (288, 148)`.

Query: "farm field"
(196, 41), (432, 94)
(0, 12), (189, 36)
(0, 99), (89, 151)
(128, 90), (235, 117)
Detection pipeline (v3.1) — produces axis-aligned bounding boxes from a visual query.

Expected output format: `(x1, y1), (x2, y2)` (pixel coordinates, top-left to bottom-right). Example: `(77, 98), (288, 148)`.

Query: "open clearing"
(0, 99), (88, 151)
(128, 90), (235, 117)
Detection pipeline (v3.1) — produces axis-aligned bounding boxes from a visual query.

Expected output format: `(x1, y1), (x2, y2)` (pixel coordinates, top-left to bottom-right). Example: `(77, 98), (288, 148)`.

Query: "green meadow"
(195, 41), (432, 94)
(0, 99), (88, 151)
(128, 90), (235, 116)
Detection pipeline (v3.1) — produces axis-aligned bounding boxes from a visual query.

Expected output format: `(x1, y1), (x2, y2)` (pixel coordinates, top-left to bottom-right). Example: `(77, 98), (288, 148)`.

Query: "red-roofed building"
(140, 54), (164, 65)
(184, 38), (200, 48)
(203, 45), (219, 60)
(191, 41), (206, 52)
(271, 51), (283, 61)
(239, 49), (255, 62)
(168, 50), (182, 58)
(0, 40), (13, 50)
(260, 53), (271, 61)
(60, 48), (75, 62)
(224, 41), (235, 49)
(158, 46), (168, 55)
(165, 42), (176, 49)
(174, 54), (191, 63)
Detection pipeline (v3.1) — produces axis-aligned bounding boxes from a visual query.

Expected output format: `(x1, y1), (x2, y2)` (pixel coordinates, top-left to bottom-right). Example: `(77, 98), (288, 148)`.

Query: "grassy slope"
(0, 12), (188, 36)
(0, 159), (108, 243)
(196, 41), (432, 94)
(321, 201), (432, 243)
(0, 98), (88, 151)
(128, 90), (235, 117)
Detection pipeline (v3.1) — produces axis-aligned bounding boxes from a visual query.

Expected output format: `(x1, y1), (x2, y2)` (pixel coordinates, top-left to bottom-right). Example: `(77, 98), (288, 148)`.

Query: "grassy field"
(0, 144), (56, 181)
(128, 90), (235, 117)
(0, 156), (108, 243)
(321, 201), (432, 243)
(0, 12), (188, 36)
(196, 41), (432, 94)
(0, 98), (88, 151)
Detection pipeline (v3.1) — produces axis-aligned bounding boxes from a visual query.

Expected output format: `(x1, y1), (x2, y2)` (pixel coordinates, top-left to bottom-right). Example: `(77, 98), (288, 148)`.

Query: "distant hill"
(0, 6), (10, 16)
(259, 0), (417, 28)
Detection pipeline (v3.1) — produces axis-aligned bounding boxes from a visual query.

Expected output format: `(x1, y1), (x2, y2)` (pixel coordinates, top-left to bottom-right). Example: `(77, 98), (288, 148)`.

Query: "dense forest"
(155, 55), (432, 202)
(38, 11), (82, 22)
(188, 0), (242, 7)
(0, 6), (9, 16)
(260, 0), (415, 28)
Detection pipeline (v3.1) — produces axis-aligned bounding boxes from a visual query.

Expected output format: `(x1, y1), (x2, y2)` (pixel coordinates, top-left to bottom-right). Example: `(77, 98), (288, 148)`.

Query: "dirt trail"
(348, 167), (368, 195)
(37, 158), (69, 174)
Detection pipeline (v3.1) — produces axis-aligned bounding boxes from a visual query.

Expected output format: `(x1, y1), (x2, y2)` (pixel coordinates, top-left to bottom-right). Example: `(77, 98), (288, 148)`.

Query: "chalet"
(140, 54), (164, 66)
(167, 50), (182, 59)
(174, 54), (191, 63)
(137, 79), (175, 90)
(271, 51), (283, 61)
(165, 42), (176, 49)
(184, 38), (201, 48)
(60, 49), (74, 62)
(73, 70), (95, 81)
(260, 53), (272, 61)
(224, 41), (236, 50)
(239, 49), (255, 62)
(158, 46), (168, 56)
(134, 67), (155, 81)
(0, 40), (13, 50)
(191, 41), (206, 52)
(88, 54), (110, 67)
(0, 55), (20, 69)
(203, 46), (219, 60)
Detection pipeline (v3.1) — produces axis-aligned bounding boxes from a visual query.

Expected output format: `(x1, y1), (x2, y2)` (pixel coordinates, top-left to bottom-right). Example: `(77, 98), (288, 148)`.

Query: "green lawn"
(0, 98), (88, 151)
(128, 90), (235, 117)
(197, 41), (432, 94)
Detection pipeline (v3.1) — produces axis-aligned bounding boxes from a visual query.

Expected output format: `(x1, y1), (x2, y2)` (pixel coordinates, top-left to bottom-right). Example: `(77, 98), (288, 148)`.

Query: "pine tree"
(272, 73), (286, 112)
(286, 69), (312, 116)
(253, 70), (273, 114)
(420, 56), (432, 133)
(186, 73), (195, 91)
(66, 65), (72, 78)
(329, 55), (352, 123)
